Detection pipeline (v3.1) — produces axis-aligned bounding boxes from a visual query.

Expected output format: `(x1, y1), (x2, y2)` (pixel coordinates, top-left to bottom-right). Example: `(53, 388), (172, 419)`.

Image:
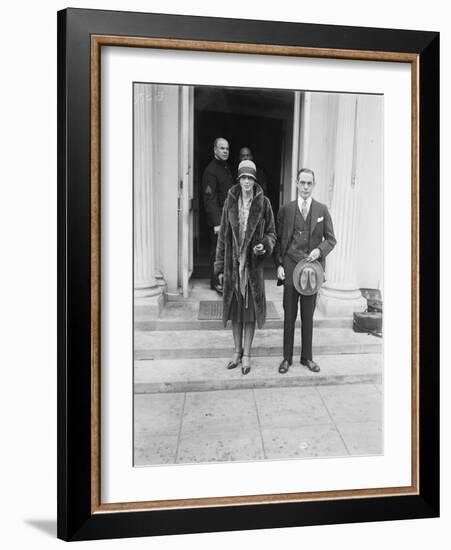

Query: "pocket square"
(317, 216), (324, 222)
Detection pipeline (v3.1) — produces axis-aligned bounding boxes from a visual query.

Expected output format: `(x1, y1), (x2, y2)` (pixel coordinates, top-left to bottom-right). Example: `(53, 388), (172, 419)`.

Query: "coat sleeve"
(213, 197), (228, 275)
(202, 168), (221, 227)
(261, 198), (276, 256)
(273, 206), (284, 267)
(317, 206), (337, 258)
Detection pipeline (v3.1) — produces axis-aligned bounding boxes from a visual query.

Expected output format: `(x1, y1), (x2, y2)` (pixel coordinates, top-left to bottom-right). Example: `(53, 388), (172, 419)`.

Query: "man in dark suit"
(202, 137), (233, 293)
(274, 168), (336, 374)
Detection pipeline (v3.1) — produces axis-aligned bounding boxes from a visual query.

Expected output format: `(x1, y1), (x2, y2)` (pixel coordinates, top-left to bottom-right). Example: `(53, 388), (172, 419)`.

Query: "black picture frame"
(57, 7), (439, 541)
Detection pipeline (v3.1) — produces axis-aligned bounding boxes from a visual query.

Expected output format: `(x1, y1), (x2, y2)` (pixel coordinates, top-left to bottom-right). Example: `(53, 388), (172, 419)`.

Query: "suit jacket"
(202, 158), (234, 227)
(273, 198), (336, 272)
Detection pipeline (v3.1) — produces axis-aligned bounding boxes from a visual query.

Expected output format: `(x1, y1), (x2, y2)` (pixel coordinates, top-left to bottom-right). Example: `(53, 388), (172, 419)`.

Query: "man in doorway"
(202, 137), (233, 294)
(238, 146), (268, 194)
(274, 168), (336, 374)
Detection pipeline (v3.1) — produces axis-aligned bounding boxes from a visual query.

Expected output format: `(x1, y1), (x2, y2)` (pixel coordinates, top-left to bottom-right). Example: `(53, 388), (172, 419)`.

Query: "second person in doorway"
(214, 160), (276, 375)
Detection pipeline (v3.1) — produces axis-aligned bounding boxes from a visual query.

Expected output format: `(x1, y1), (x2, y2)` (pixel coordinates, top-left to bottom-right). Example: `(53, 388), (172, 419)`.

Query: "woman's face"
(239, 175), (255, 194)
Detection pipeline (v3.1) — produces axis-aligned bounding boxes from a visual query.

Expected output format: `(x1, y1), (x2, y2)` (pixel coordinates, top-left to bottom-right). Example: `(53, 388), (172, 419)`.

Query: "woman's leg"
(226, 321), (243, 369)
(232, 321), (244, 356)
(242, 321), (256, 373)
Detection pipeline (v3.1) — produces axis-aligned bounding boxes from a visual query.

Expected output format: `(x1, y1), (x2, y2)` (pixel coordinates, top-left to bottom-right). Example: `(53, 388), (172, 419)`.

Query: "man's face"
(239, 147), (253, 162)
(214, 139), (229, 161)
(296, 171), (315, 200)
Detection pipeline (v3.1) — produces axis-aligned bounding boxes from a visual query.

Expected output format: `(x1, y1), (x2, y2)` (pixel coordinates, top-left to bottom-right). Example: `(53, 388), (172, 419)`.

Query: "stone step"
(136, 287), (354, 331)
(135, 317), (351, 331)
(134, 327), (382, 360)
(134, 353), (383, 393)
(151, 277), (285, 304)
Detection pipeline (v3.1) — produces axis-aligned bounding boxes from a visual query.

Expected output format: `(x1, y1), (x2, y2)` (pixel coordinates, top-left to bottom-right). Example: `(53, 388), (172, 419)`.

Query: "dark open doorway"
(192, 86), (294, 278)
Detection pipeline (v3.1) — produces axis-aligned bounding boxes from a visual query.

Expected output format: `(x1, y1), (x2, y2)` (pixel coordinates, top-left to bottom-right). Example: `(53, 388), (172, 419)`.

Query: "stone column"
(134, 84), (165, 313)
(317, 94), (366, 317)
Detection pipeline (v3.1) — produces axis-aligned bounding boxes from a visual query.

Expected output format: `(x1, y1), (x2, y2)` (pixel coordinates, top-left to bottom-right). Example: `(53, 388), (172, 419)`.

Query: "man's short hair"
(297, 167), (316, 183)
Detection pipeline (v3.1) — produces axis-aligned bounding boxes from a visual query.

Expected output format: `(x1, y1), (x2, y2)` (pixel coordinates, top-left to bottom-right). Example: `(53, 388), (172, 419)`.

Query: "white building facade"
(134, 83), (383, 318)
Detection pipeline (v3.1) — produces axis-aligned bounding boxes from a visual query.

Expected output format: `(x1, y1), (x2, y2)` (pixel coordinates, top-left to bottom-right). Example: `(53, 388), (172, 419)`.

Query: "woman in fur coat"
(214, 160), (276, 375)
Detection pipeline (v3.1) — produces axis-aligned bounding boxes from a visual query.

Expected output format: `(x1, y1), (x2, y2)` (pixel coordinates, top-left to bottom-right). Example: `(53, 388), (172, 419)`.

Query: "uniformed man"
(202, 137), (234, 293)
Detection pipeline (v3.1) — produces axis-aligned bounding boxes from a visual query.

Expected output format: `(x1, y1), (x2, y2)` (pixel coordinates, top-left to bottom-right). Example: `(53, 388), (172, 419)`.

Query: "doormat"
(198, 300), (279, 320)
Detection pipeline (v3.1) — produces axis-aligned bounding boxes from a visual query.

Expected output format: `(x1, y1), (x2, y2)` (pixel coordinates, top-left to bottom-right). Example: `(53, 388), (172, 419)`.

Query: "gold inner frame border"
(90, 34), (420, 514)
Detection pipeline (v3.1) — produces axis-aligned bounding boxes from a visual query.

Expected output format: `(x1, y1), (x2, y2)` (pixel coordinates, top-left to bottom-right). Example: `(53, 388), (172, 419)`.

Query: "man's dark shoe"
(278, 359), (292, 374)
(212, 284), (223, 295)
(301, 358), (320, 373)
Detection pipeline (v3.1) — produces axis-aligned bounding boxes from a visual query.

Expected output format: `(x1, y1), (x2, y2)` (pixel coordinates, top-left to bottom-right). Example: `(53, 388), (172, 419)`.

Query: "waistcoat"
(285, 205), (312, 263)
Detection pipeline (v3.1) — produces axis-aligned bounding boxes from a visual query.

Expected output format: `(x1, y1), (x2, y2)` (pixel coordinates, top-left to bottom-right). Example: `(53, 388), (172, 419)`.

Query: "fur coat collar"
(226, 183), (265, 255)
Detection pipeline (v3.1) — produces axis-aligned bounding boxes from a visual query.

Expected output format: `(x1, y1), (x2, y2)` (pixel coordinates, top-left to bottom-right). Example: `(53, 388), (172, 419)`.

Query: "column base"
(317, 284), (366, 318)
(134, 280), (167, 319)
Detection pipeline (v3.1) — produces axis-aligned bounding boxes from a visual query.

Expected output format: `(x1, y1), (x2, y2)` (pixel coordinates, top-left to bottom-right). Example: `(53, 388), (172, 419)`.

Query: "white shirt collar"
(297, 196), (312, 213)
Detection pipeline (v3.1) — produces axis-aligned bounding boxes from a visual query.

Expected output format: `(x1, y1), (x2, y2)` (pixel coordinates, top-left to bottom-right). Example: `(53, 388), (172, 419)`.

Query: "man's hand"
(213, 225), (220, 235)
(253, 243), (265, 256)
(277, 265), (286, 280)
(307, 248), (320, 262)
(218, 273), (224, 286)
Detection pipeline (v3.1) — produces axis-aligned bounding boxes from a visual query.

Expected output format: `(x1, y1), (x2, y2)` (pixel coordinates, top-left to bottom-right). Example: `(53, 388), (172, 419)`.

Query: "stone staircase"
(134, 279), (383, 393)
(134, 327), (382, 360)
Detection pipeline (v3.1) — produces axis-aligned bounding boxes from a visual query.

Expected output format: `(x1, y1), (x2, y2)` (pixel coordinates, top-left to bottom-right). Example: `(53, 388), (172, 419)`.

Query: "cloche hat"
(236, 160), (258, 181)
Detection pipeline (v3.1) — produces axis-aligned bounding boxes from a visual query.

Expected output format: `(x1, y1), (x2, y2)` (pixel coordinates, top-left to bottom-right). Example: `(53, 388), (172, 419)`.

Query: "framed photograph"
(57, 8), (439, 541)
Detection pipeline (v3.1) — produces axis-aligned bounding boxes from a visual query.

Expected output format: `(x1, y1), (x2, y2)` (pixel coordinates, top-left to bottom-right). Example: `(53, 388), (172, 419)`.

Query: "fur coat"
(214, 183), (276, 328)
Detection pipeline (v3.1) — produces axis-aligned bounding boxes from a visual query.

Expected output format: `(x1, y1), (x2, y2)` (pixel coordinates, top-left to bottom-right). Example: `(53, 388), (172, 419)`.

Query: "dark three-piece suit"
(274, 198), (337, 364)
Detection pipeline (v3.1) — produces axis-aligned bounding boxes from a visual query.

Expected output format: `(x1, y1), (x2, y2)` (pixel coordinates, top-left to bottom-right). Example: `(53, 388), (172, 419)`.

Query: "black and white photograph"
(133, 83), (384, 466)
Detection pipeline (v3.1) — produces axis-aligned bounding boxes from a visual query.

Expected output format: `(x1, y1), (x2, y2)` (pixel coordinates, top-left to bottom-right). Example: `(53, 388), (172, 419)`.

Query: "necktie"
(301, 200), (308, 220)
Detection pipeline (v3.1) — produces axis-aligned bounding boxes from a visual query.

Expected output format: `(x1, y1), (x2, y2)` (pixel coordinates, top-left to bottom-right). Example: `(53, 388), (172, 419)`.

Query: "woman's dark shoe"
(241, 354), (251, 375)
(226, 350), (243, 370)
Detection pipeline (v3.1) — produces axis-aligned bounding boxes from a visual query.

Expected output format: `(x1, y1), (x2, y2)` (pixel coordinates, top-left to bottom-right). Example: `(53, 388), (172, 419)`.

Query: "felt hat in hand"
(292, 259), (324, 296)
